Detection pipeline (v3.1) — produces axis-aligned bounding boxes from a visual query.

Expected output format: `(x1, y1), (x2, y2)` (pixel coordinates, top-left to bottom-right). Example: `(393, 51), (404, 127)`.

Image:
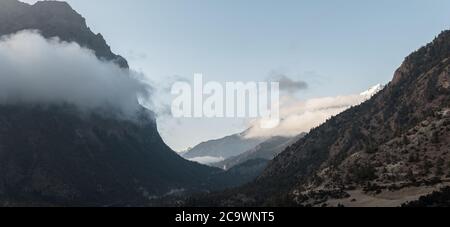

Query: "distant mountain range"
(212, 134), (306, 170)
(182, 131), (265, 163)
(185, 84), (384, 168)
(189, 29), (450, 207)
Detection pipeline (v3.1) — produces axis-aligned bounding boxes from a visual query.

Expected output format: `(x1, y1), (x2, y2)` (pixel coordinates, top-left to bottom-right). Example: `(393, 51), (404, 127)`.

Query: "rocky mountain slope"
(0, 0), (227, 206)
(189, 30), (450, 207)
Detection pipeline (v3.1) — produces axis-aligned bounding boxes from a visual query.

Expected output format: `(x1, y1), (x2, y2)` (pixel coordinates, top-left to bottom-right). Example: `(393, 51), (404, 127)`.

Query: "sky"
(21, 0), (450, 151)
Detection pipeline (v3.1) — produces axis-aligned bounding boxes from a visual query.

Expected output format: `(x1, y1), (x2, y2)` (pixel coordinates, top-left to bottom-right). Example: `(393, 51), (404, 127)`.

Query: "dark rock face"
(0, 0), (224, 206)
(192, 30), (450, 207)
(0, 105), (220, 206)
(0, 0), (128, 68)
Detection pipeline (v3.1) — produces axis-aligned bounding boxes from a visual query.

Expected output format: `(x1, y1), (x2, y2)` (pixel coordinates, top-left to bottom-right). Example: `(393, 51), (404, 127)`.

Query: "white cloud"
(244, 84), (383, 138)
(0, 30), (151, 118)
(188, 156), (225, 165)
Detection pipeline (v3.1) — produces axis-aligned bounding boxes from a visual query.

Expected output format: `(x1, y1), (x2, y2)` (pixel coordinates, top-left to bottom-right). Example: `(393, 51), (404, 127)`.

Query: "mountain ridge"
(212, 134), (305, 170)
(0, 0), (227, 206)
(182, 131), (265, 162)
(256, 30), (450, 206)
(187, 29), (450, 207)
(0, 0), (128, 68)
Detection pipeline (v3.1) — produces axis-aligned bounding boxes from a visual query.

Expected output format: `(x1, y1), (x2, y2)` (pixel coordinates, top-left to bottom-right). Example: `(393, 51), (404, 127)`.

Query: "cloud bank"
(0, 30), (151, 118)
(244, 84), (383, 138)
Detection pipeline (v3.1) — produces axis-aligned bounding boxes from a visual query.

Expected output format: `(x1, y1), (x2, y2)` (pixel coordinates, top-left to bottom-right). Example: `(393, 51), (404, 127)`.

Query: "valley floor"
(323, 181), (450, 207)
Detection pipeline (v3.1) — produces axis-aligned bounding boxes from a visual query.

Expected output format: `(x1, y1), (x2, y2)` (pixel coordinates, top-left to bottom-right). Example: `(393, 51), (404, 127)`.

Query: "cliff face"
(0, 106), (221, 206)
(0, 0), (128, 68)
(0, 0), (224, 206)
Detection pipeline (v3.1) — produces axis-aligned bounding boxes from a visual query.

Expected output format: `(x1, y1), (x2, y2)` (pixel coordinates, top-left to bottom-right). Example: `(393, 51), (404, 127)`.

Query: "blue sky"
(22, 0), (450, 151)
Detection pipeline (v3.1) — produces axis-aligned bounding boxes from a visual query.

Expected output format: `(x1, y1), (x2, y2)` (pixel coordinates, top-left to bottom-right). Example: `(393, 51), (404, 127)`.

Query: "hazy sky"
(21, 0), (450, 151)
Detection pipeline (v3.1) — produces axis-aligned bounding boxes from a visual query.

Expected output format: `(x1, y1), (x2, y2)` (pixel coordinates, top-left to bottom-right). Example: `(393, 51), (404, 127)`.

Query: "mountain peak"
(0, 0), (227, 206)
(32, 1), (77, 16)
(0, 0), (129, 68)
(33, 0), (72, 8)
(393, 29), (450, 85)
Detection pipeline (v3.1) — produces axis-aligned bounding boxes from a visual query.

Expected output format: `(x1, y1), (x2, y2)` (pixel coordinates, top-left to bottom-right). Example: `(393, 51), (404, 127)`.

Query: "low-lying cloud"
(0, 30), (151, 118)
(244, 84), (383, 138)
(188, 156), (225, 165)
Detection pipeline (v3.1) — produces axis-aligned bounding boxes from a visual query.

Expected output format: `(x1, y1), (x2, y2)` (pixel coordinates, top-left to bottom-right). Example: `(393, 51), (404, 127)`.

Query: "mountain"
(0, 106), (223, 206)
(0, 0), (128, 68)
(0, 0), (225, 206)
(182, 131), (265, 163)
(189, 30), (450, 207)
(210, 85), (382, 170)
(213, 134), (306, 170)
